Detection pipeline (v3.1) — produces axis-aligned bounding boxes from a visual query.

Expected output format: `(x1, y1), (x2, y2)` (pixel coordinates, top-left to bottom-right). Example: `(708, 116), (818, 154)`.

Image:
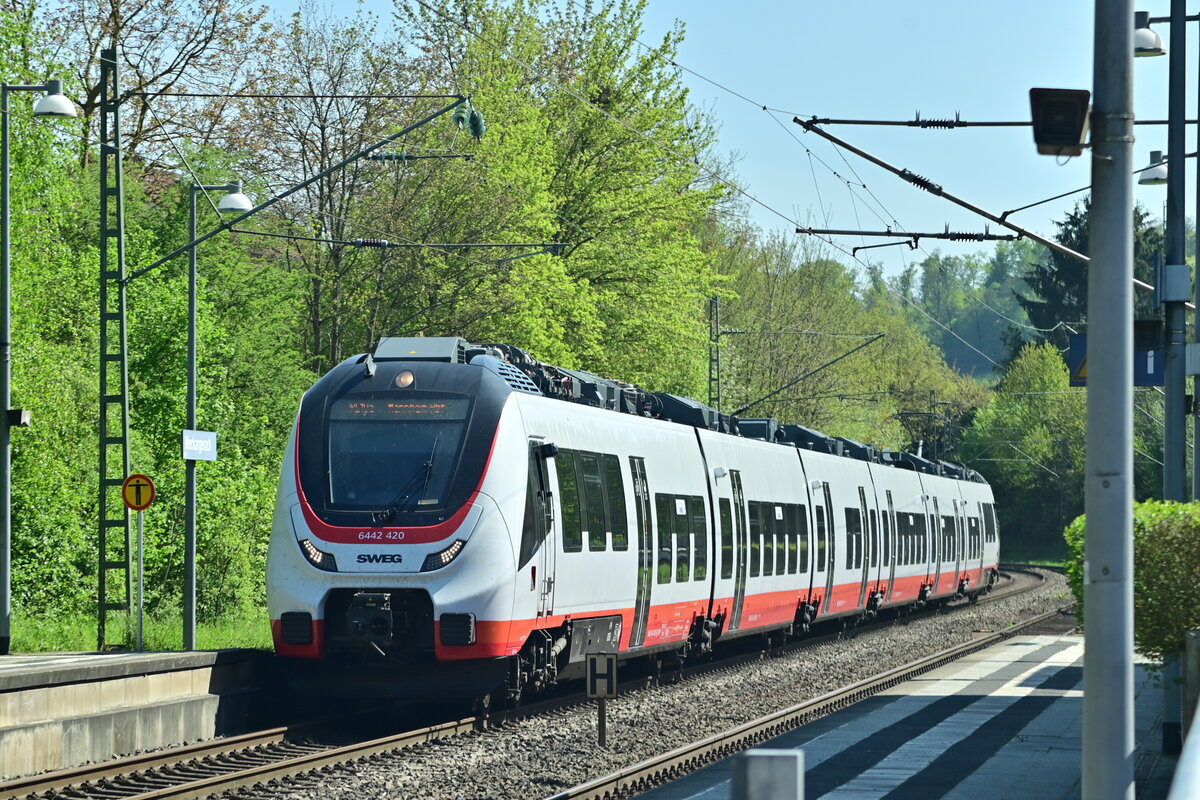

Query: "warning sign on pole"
(122, 474), (156, 511)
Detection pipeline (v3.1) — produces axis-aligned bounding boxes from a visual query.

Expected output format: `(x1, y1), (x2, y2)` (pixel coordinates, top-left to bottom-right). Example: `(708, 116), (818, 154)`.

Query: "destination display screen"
(330, 395), (471, 421)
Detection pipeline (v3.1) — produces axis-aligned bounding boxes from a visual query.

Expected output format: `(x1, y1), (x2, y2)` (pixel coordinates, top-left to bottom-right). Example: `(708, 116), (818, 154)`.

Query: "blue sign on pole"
(1068, 333), (1163, 387)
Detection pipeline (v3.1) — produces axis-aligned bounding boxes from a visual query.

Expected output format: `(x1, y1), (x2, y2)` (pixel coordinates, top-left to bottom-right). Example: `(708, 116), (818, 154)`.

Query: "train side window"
(815, 505), (827, 572)
(719, 499), (734, 579)
(556, 449), (583, 552)
(785, 504), (798, 574)
(869, 510), (878, 567)
(690, 497), (707, 581)
(655, 494), (673, 583)
(941, 514), (953, 560)
(674, 497), (690, 582)
(762, 504), (775, 576)
(798, 506), (809, 572)
(880, 510), (889, 566)
(603, 454), (629, 551)
(749, 502), (762, 577)
(774, 506), (786, 576)
(581, 453), (607, 552)
(844, 507), (862, 569)
(518, 444), (549, 569)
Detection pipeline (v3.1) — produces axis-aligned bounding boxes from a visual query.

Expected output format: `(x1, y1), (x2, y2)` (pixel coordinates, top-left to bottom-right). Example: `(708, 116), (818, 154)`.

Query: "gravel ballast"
(241, 570), (1072, 800)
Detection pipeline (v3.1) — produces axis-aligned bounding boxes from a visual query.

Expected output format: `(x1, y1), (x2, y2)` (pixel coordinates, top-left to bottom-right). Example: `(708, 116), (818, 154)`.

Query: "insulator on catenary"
(900, 169), (944, 196)
(916, 117), (959, 129)
(352, 238), (391, 248)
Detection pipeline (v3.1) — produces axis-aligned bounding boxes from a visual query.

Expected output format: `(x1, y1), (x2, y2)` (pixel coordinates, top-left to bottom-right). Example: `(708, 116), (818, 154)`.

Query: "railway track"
(547, 605), (1071, 800)
(0, 567), (1049, 800)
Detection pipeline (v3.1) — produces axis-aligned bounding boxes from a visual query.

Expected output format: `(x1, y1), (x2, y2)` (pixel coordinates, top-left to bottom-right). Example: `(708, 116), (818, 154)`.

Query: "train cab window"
(674, 498), (690, 582)
(556, 450), (583, 552)
(815, 505), (827, 572)
(655, 495), (673, 583)
(749, 503), (761, 577)
(690, 497), (707, 581)
(720, 499), (734, 579)
(602, 454), (629, 551)
(581, 454), (607, 552)
(762, 504), (775, 577)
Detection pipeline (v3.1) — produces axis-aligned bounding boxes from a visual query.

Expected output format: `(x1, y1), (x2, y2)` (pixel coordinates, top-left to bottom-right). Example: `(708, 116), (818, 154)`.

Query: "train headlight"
(421, 539), (466, 571)
(299, 538), (338, 572)
(395, 370), (415, 388)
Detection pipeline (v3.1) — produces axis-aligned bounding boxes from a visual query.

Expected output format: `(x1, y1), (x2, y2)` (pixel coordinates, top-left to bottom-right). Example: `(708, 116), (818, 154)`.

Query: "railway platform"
(0, 649), (272, 780)
(639, 632), (1176, 799)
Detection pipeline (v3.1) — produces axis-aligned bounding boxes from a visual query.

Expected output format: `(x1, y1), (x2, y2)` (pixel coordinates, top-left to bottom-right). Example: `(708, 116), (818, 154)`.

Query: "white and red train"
(267, 336), (1000, 701)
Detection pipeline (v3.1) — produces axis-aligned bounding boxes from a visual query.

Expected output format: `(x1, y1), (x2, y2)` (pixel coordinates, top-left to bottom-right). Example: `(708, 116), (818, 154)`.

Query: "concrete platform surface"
(0, 649), (270, 780)
(640, 634), (1177, 799)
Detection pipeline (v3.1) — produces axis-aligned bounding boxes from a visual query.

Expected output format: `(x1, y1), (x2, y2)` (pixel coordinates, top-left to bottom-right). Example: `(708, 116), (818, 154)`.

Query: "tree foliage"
(1064, 502), (1200, 661)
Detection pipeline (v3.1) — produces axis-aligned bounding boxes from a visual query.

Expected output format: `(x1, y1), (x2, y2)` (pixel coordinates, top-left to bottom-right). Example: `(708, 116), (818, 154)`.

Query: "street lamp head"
(216, 182), (254, 213)
(31, 80), (77, 118)
(1134, 11), (1166, 57)
(1138, 150), (1168, 185)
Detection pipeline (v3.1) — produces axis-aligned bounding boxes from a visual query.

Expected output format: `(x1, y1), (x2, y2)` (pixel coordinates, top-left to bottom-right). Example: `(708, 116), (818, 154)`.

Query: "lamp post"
(0, 80), (75, 655)
(1134, 4), (1188, 755)
(184, 182), (253, 650)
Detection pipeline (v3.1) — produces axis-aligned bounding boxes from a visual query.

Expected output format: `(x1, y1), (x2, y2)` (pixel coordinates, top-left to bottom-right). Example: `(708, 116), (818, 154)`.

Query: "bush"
(1063, 500), (1200, 660)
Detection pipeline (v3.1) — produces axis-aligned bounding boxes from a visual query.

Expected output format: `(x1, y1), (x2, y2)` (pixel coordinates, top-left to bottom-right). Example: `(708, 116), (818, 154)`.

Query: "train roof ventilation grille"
(469, 354), (542, 395)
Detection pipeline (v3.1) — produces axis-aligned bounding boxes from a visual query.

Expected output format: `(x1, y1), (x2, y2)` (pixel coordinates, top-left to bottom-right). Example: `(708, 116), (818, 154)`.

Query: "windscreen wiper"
(371, 434), (439, 524)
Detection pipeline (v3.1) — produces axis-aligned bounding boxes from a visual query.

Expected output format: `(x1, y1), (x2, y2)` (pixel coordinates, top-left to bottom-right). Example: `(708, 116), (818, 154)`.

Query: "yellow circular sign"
(122, 474), (156, 511)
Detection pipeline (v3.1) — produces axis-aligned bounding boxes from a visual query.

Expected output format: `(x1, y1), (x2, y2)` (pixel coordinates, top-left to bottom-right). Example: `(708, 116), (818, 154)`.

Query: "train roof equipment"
(365, 336), (984, 483)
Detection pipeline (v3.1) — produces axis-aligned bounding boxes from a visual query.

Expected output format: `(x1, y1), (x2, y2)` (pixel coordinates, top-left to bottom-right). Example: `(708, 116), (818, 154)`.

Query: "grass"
(10, 607), (273, 653)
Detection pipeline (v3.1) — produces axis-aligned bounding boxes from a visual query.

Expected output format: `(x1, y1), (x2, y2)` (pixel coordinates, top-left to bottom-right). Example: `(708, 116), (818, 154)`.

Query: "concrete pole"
(0, 84), (12, 657)
(184, 190), (198, 651)
(1161, 0), (1187, 757)
(1085, 2), (1136, 798)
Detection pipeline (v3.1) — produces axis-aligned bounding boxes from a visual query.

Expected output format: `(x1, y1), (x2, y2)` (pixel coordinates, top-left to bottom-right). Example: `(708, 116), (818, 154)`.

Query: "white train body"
(267, 337), (1000, 699)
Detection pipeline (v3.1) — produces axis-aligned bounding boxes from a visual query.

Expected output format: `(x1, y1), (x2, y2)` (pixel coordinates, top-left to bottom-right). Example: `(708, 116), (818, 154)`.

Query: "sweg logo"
(357, 553), (403, 564)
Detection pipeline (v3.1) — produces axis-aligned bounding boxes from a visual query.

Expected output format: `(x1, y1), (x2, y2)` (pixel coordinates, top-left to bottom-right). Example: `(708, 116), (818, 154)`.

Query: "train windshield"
(326, 392), (472, 512)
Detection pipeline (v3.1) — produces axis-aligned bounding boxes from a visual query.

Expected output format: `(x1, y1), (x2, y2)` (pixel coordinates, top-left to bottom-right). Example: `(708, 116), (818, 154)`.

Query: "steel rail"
(544, 606), (1067, 800)
(3, 568), (1041, 800)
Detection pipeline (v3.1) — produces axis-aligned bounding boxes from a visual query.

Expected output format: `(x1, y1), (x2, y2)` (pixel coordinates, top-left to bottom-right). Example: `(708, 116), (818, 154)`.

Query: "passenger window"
(656, 495), (673, 583)
(785, 504), (798, 574)
(775, 507), (787, 576)
(798, 508), (809, 572)
(603, 455), (628, 550)
(815, 505), (827, 572)
(581, 453), (606, 552)
(690, 497), (707, 581)
(762, 504), (774, 576)
(556, 450), (582, 552)
(675, 498), (690, 582)
(749, 503), (761, 577)
(844, 508), (862, 569)
(720, 499), (733, 579)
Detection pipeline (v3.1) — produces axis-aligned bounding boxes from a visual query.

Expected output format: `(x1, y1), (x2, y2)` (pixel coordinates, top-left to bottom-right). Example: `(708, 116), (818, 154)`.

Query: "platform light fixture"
(1135, 11), (1167, 57)
(1138, 150), (1168, 185)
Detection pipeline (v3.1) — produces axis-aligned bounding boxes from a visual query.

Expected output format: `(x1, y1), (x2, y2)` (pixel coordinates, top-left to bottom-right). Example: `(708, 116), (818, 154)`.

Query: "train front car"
(267, 337), (529, 699)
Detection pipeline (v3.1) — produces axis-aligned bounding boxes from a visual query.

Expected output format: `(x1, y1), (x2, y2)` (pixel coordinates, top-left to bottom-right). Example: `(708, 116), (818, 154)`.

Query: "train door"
(953, 498), (965, 588)
(529, 442), (556, 617)
(629, 456), (653, 647)
(822, 483), (836, 608)
(884, 490), (897, 602)
(729, 470), (749, 631)
(925, 497), (937, 589)
(856, 486), (870, 609)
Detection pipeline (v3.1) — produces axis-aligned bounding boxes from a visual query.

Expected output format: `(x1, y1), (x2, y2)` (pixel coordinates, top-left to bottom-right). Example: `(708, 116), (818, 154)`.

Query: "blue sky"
(273, 1), (1191, 276)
